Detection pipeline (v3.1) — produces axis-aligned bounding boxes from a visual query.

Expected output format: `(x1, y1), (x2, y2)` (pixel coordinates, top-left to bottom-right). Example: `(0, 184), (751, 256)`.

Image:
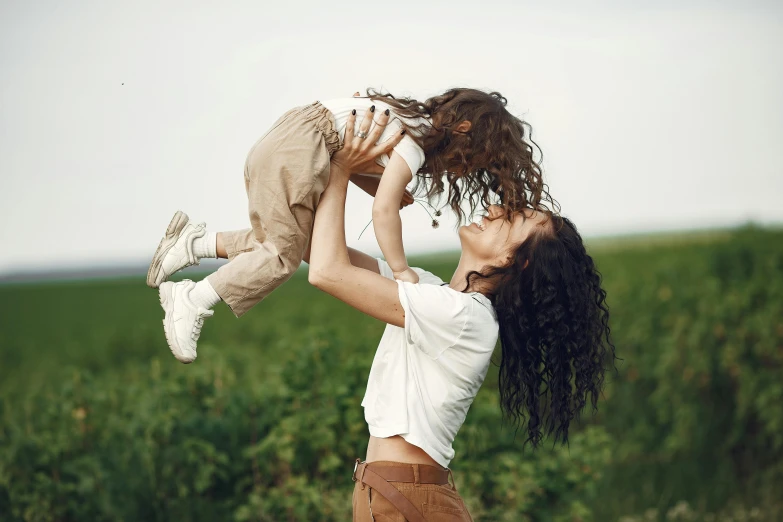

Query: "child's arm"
(372, 152), (419, 283)
(351, 174), (415, 208)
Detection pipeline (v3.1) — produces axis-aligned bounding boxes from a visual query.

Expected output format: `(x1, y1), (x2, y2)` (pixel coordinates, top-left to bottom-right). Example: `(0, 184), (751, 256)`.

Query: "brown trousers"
(352, 461), (474, 522)
(207, 102), (341, 317)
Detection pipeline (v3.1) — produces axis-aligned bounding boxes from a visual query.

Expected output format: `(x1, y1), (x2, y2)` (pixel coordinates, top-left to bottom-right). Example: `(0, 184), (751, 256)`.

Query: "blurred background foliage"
(1, 225), (782, 521)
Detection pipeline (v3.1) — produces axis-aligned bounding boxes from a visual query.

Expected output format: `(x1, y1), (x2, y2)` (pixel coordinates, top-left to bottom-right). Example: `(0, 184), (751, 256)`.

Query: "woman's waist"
(365, 435), (441, 468)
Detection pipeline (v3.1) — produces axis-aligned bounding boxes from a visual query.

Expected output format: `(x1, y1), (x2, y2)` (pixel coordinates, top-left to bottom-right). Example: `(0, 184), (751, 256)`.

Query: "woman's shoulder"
(416, 270), (497, 323)
(408, 268), (493, 317)
(410, 267), (445, 286)
(377, 259), (442, 284)
(400, 269), (497, 356)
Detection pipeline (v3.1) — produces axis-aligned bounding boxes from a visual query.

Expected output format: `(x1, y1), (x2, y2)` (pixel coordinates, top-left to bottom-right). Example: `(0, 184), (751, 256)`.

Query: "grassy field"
(1, 226), (782, 521)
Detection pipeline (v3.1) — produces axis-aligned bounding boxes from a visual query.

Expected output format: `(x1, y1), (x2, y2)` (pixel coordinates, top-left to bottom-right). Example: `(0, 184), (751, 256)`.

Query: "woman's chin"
(457, 224), (476, 245)
(459, 223), (481, 236)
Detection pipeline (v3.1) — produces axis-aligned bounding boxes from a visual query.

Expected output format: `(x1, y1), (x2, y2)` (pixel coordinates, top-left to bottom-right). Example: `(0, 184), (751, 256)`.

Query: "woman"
(308, 108), (616, 521)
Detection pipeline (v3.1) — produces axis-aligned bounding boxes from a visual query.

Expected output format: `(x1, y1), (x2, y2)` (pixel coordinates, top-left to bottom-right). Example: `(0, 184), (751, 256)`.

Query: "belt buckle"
(352, 459), (360, 482)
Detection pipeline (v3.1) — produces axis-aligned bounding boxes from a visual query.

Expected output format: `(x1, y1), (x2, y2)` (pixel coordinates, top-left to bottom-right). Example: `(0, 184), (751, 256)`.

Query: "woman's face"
(458, 205), (550, 266)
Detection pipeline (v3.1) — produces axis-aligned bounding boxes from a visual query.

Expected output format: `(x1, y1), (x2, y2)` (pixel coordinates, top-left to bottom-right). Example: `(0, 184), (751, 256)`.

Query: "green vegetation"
(1, 226), (782, 521)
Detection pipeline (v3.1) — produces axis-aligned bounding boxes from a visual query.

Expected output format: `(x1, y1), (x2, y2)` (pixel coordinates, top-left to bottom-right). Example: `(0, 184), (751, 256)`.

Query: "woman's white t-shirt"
(362, 259), (499, 468)
(320, 98), (431, 176)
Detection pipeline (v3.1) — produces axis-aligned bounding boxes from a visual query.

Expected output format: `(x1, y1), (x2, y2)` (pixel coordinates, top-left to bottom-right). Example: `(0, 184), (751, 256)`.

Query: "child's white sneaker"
(147, 211), (206, 288)
(159, 280), (214, 364)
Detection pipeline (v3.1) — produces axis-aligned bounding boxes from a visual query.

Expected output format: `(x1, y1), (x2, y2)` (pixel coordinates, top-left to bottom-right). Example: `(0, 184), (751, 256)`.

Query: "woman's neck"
(449, 253), (491, 295)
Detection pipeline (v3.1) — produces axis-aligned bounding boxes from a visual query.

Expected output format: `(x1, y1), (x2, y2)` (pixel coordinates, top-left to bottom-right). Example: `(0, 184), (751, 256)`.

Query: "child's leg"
(213, 228), (254, 261)
(205, 159), (321, 317)
(147, 211), (217, 288)
(156, 102), (338, 364)
(206, 102), (340, 318)
(150, 223), (251, 364)
(215, 232), (230, 259)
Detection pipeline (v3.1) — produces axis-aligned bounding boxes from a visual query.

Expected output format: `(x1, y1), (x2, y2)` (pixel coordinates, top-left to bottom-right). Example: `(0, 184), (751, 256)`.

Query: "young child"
(148, 89), (548, 363)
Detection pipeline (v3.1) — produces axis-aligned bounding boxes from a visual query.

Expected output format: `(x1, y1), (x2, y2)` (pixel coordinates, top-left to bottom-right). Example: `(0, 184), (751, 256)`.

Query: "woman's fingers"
(367, 107), (390, 144)
(357, 104), (375, 142)
(344, 109), (356, 145)
(372, 122), (406, 157)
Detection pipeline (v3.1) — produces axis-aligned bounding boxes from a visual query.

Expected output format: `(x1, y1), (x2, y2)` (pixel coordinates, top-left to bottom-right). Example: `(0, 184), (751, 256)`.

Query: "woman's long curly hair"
(367, 88), (554, 221)
(467, 214), (616, 446)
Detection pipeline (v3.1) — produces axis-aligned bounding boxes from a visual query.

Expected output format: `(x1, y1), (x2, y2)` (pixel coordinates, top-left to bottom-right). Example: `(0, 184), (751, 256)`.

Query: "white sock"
(193, 231), (217, 259)
(189, 279), (222, 310)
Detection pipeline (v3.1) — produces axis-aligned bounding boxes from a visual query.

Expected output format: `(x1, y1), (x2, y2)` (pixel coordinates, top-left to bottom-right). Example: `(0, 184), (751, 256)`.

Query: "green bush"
(0, 339), (613, 521)
(593, 226), (783, 518)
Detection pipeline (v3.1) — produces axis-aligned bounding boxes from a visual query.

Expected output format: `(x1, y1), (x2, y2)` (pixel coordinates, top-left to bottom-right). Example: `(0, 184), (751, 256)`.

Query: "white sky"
(1, 0), (781, 274)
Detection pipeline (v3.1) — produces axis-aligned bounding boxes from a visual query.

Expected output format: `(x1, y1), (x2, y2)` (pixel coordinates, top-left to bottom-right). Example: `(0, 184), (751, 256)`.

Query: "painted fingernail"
(384, 109), (390, 116)
(352, 109), (356, 115)
(370, 105), (375, 112)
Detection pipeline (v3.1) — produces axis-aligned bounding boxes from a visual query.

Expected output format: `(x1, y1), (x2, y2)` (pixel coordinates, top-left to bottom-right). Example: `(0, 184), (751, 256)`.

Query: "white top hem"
(366, 424), (452, 469)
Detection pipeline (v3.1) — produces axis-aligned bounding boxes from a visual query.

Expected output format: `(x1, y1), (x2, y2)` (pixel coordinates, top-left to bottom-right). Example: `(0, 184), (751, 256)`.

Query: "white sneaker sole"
(159, 282), (196, 364)
(147, 211), (190, 288)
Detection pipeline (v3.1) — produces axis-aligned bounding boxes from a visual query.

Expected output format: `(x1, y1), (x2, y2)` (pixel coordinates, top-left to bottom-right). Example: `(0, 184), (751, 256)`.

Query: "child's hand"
(393, 268), (419, 284)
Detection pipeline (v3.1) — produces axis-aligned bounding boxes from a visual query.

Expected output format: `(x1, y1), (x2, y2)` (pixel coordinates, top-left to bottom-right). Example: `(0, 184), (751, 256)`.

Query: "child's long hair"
(368, 88), (555, 221)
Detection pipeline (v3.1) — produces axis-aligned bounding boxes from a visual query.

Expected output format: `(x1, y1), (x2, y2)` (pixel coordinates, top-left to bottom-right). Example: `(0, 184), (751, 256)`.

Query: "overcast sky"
(1, 0), (781, 274)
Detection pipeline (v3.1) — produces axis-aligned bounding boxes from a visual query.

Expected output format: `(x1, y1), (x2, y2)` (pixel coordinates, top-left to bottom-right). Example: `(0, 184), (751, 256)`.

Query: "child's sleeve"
(392, 134), (426, 177)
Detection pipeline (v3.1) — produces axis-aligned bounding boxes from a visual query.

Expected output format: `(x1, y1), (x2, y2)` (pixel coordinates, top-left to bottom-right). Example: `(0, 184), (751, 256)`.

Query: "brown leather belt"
(352, 460), (452, 522)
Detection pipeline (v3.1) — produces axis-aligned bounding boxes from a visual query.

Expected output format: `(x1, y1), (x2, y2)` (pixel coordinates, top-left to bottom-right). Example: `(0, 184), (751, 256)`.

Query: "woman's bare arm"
(301, 106), (405, 274)
(303, 243), (380, 274)
(307, 106), (407, 326)
(308, 166), (405, 327)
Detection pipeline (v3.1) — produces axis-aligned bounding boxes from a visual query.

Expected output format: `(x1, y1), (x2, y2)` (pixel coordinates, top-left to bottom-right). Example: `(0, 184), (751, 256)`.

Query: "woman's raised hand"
(331, 102), (405, 177)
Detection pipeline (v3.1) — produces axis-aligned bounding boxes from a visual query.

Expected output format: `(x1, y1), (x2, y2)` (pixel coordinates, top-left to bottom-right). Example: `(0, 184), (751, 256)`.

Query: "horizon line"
(1, 222), (777, 284)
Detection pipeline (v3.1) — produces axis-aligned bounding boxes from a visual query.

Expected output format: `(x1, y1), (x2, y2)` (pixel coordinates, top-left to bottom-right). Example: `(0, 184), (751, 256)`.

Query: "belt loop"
(413, 464), (420, 487)
(447, 469), (457, 491)
(352, 458), (361, 482)
(360, 462), (368, 491)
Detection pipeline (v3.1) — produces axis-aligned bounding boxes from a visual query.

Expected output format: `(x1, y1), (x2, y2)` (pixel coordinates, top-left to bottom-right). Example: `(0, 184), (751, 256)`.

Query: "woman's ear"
(454, 120), (472, 133)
